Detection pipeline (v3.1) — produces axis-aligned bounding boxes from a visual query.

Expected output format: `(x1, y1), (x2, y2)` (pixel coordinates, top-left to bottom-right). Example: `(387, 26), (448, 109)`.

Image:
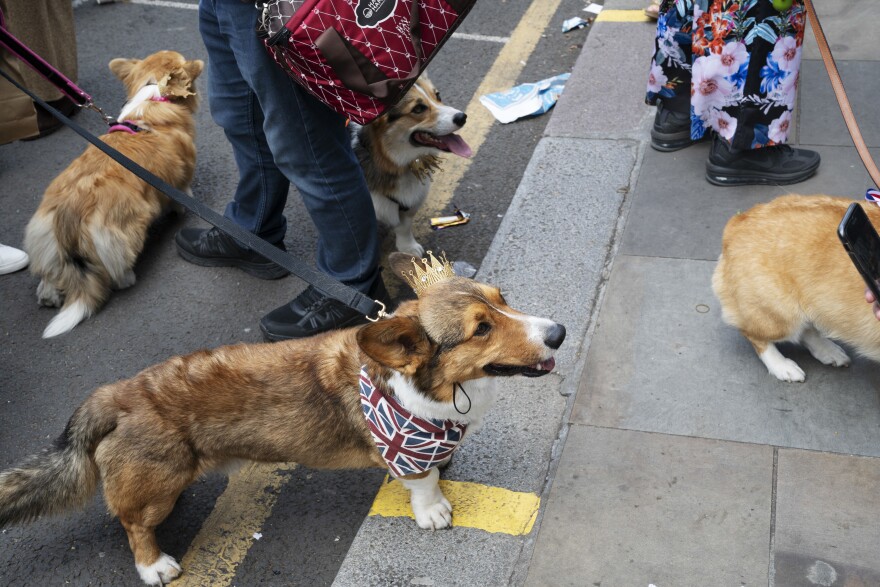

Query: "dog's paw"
(136, 552), (181, 586)
(810, 342), (851, 367)
(395, 239), (424, 258)
(36, 280), (62, 307)
(412, 494), (453, 530)
(114, 269), (137, 290)
(769, 358), (806, 383)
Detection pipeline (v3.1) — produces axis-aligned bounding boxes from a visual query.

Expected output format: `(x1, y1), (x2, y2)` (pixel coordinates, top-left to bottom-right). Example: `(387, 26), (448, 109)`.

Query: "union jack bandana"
(359, 367), (467, 477)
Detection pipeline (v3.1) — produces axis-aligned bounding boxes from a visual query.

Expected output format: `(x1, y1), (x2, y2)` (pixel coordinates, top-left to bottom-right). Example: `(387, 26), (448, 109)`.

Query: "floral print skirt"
(645, 0), (806, 150)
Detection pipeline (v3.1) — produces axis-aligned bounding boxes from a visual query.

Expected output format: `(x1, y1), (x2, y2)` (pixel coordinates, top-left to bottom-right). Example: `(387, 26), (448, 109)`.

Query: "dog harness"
(359, 367), (467, 477)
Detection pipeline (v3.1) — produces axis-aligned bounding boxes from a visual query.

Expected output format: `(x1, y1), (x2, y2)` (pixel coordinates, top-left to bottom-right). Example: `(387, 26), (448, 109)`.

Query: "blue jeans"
(198, 0), (380, 291)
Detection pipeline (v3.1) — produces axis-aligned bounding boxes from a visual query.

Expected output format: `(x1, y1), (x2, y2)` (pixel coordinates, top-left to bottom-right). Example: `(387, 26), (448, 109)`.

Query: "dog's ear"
(357, 316), (432, 374)
(388, 252), (428, 284)
(184, 59), (204, 81)
(108, 58), (138, 81)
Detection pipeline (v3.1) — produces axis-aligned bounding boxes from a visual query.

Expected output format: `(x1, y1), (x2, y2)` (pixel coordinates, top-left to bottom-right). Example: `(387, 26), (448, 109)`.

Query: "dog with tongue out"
(351, 75), (473, 256)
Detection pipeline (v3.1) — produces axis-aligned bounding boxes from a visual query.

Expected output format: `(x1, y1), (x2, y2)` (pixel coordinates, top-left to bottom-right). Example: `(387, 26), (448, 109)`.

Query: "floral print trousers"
(645, 0), (806, 150)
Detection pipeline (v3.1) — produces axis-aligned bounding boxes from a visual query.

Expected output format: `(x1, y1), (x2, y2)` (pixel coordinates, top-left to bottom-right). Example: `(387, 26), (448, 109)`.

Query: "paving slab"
(774, 449), (880, 586)
(802, 0), (878, 62)
(525, 425), (773, 587)
(545, 20), (656, 140)
(571, 255), (880, 457)
(619, 145), (871, 261)
(799, 60), (880, 148)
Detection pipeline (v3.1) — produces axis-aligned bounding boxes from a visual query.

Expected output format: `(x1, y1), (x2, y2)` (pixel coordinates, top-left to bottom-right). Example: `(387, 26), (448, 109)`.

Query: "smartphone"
(838, 202), (880, 301)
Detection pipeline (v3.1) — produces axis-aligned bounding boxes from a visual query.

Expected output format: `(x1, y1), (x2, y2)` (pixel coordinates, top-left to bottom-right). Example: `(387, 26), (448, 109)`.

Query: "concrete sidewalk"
(522, 0), (880, 585)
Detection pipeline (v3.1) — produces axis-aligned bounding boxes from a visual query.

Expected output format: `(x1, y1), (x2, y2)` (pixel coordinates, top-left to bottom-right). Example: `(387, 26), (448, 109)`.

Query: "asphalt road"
(0, 0), (589, 584)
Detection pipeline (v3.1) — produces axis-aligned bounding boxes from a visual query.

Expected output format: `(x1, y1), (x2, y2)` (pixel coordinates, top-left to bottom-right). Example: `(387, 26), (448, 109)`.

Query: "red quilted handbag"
(258, 0), (477, 125)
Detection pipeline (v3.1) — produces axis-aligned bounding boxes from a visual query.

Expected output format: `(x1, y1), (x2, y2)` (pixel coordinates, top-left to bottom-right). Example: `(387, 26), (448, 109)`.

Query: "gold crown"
(401, 251), (455, 296)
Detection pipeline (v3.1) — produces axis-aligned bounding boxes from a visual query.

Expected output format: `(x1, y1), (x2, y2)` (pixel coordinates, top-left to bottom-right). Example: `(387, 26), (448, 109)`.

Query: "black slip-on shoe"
(259, 277), (394, 341)
(650, 102), (705, 152)
(705, 135), (821, 186)
(175, 226), (289, 280)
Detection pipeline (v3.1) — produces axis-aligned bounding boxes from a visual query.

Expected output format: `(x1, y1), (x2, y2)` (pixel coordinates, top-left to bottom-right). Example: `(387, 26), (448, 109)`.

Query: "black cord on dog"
(453, 382), (471, 415)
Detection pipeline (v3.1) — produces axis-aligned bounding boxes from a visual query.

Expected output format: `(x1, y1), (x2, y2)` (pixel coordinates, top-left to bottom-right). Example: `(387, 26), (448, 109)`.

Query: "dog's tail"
(0, 390), (117, 527)
(33, 207), (113, 338)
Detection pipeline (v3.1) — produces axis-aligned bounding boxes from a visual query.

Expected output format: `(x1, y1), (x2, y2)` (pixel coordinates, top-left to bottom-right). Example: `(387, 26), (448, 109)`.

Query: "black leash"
(0, 66), (386, 320)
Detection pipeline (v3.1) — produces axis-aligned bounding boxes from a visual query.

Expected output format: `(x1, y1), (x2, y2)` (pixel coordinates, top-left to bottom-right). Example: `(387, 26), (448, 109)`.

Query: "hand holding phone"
(838, 202), (880, 302)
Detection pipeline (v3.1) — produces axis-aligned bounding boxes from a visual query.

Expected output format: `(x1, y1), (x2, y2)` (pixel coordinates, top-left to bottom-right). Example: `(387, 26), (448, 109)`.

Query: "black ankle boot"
(706, 135), (820, 186)
(651, 101), (703, 152)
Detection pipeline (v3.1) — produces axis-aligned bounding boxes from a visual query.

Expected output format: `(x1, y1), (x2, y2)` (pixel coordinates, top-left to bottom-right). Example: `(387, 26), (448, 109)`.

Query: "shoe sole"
(0, 257), (29, 275)
(705, 161), (820, 187)
(176, 245), (290, 280)
(650, 130), (708, 153)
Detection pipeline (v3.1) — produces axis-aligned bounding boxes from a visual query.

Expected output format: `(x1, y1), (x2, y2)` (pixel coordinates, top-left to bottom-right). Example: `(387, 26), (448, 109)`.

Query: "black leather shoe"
(706, 135), (820, 186)
(175, 227), (289, 280)
(259, 277), (392, 341)
(651, 101), (704, 152)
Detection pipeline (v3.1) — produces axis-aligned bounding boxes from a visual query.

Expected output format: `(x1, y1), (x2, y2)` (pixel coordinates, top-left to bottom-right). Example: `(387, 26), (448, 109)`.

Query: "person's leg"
(214, 0), (379, 291)
(645, 1), (705, 151)
(205, 0), (384, 339)
(691, 0), (819, 185)
(175, 0), (291, 279)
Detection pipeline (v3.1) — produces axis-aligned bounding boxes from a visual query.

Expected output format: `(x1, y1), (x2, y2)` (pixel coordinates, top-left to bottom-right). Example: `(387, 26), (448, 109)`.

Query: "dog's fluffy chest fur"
(370, 169), (430, 222)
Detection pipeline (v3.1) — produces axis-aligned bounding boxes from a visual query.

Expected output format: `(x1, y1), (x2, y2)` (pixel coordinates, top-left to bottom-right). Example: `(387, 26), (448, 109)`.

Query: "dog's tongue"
(437, 133), (473, 158)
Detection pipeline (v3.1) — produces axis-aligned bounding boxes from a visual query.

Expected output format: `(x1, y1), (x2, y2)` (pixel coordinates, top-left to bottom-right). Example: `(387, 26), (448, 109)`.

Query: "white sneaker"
(0, 244), (29, 275)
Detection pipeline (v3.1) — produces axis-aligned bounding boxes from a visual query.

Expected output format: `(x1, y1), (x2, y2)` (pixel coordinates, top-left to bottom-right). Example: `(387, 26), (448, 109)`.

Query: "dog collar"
(359, 367), (466, 477)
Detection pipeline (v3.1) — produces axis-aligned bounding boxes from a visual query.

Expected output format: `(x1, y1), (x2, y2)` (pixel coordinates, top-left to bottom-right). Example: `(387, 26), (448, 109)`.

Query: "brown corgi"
(0, 252), (565, 585)
(713, 195), (879, 382)
(352, 76), (472, 256)
(23, 50), (203, 338)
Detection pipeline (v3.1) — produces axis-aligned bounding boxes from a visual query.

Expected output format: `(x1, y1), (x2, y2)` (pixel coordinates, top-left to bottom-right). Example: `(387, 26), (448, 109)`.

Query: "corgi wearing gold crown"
(0, 252), (565, 586)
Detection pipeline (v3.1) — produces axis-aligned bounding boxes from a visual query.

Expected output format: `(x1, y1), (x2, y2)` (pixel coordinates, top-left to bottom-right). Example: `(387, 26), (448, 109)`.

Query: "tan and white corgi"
(0, 252), (565, 585)
(713, 195), (880, 382)
(23, 50), (202, 338)
(352, 76), (472, 256)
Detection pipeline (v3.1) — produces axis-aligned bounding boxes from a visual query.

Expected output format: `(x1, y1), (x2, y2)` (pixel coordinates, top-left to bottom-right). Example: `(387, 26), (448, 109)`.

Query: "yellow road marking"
(596, 9), (654, 22)
(369, 477), (541, 536)
(420, 0), (564, 219)
(174, 463), (294, 586)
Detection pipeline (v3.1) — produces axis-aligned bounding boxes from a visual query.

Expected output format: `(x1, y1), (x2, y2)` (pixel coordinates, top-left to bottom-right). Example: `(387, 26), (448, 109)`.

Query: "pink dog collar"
(108, 120), (143, 134)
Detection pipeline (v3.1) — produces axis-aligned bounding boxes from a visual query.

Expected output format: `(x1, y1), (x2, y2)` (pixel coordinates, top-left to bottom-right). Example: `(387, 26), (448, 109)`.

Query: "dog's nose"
(544, 323), (566, 350)
(453, 112), (467, 127)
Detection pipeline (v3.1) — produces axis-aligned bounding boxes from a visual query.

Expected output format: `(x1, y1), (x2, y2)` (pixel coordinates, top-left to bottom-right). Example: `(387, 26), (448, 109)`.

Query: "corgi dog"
(0, 252), (565, 586)
(23, 51), (203, 338)
(352, 76), (472, 256)
(713, 195), (879, 382)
